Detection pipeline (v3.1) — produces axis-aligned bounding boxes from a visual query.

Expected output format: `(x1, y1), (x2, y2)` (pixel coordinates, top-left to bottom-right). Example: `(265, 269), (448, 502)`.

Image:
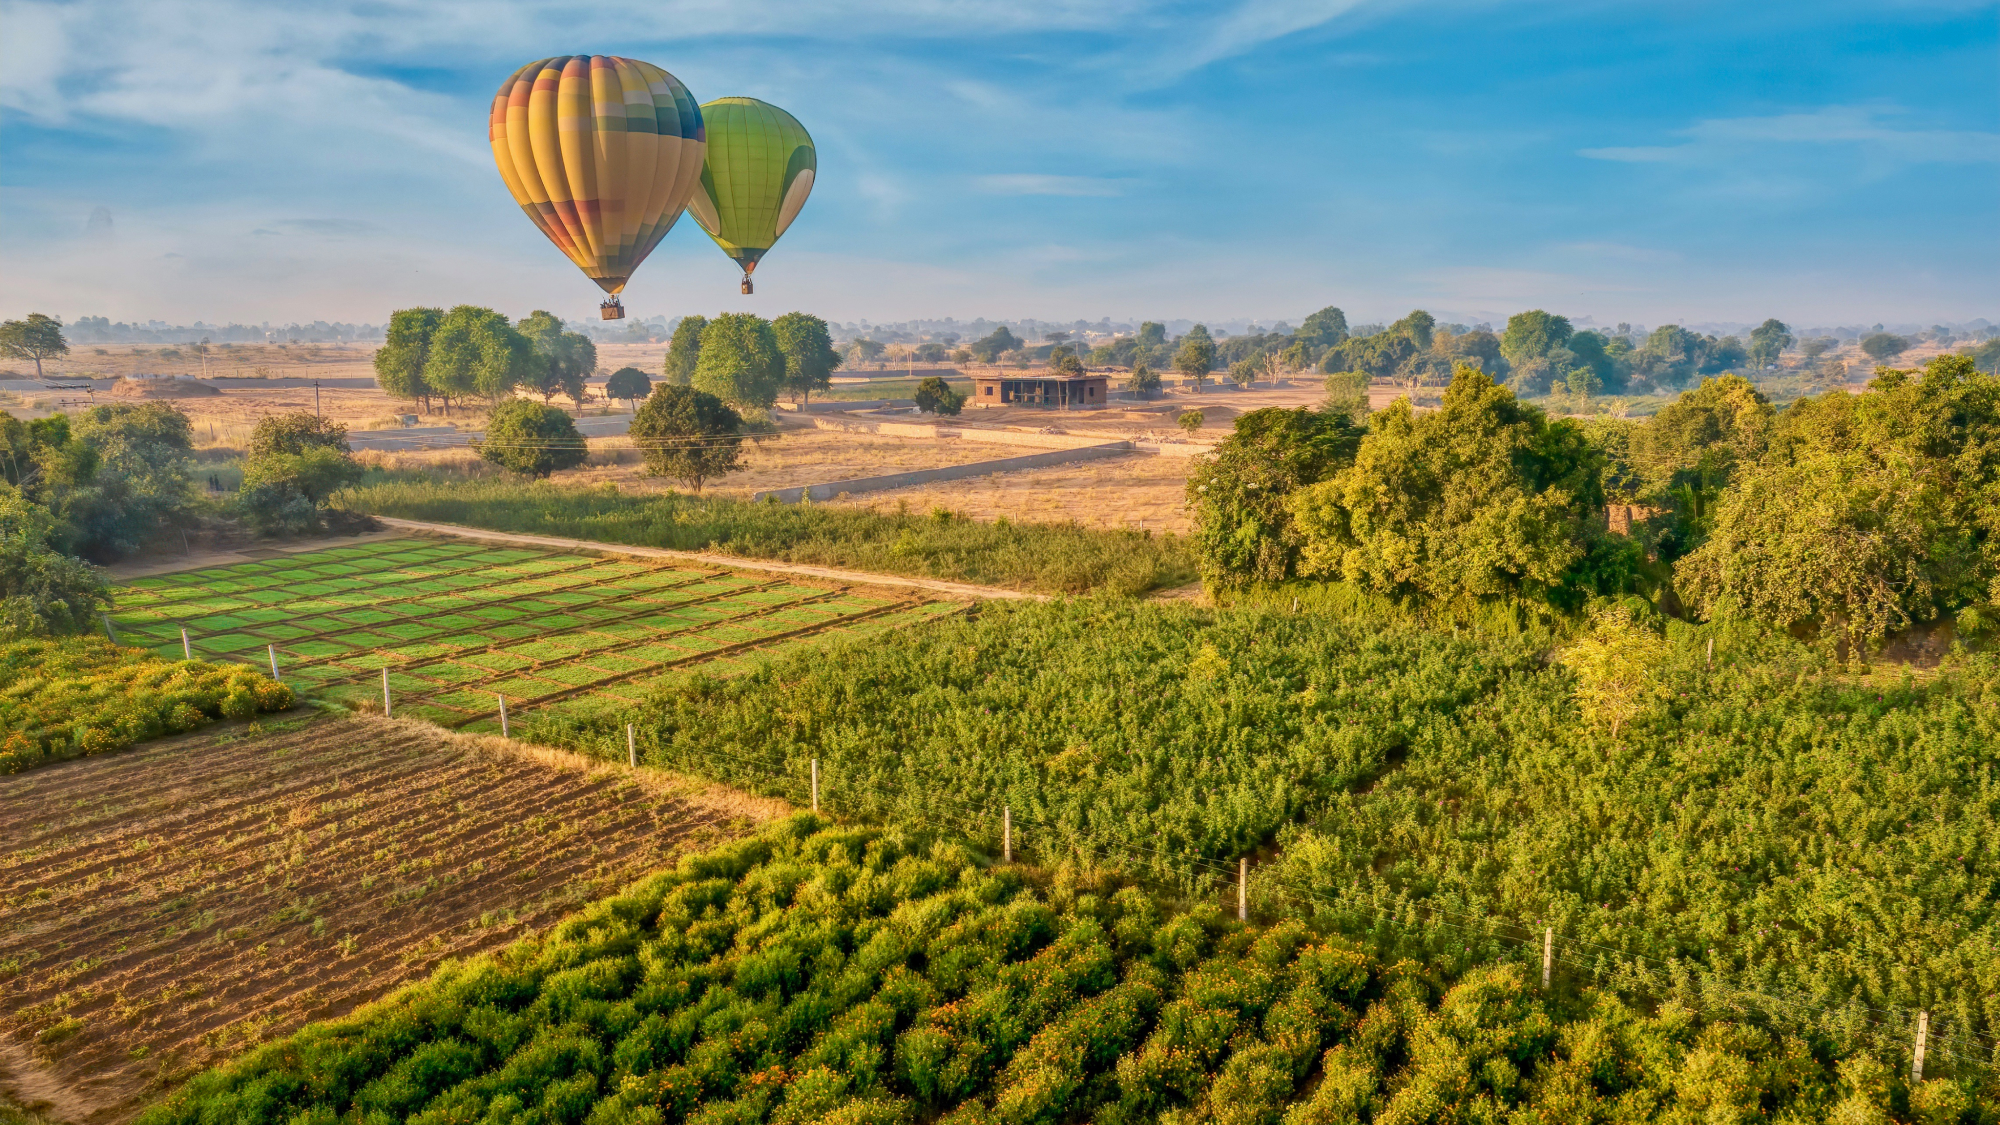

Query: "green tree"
(1127, 363), (1161, 398)
(1287, 365), (1612, 609)
(1387, 309), (1436, 351)
(970, 326), (1022, 362)
(517, 310), (596, 406)
(1322, 371), (1370, 418)
(1174, 324), (1216, 389)
(629, 385), (744, 492)
(1747, 318), (1794, 368)
(663, 315), (706, 386)
(913, 342), (947, 362)
(846, 337), (886, 365)
(0, 313), (69, 379)
(1178, 409), (1204, 435)
(373, 307), (443, 413)
(1565, 330), (1613, 386)
(694, 313), (784, 410)
(422, 306), (538, 407)
(1187, 407), (1365, 588)
(474, 400), (587, 479)
(1500, 310), (1573, 369)
(771, 312), (842, 403)
(1228, 356), (1259, 388)
(1965, 336), (2000, 374)
(914, 377), (965, 417)
(30, 403), (196, 561)
(605, 367), (652, 410)
(1296, 306), (1349, 354)
(239, 413), (364, 535)
(0, 485), (106, 638)
(1559, 604), (1671, 742)
(1860, 332), (1909, 363)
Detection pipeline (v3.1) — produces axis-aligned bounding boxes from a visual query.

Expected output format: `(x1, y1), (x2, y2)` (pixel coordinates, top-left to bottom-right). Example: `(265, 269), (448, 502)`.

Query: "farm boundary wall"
(750, 442), (1132, 504)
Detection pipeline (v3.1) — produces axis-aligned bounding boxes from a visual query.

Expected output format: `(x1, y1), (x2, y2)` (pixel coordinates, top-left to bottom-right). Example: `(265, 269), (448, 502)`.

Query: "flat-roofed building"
(969, 371), (1109, 409)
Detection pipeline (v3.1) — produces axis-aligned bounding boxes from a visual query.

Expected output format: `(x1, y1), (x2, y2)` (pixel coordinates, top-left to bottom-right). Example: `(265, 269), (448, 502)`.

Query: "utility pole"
(314, 380), (321, 418)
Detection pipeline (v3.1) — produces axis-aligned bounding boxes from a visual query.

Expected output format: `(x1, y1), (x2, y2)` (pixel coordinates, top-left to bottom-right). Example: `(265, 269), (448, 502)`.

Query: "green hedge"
(0, 637), (294, 773)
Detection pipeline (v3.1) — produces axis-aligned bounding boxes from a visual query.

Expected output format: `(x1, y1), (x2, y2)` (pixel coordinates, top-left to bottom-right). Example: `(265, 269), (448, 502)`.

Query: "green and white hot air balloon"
(685, 97), (816, 294)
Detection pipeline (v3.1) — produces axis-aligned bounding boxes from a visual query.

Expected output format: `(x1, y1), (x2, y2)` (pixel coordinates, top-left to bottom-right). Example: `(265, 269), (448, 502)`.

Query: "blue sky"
(2, 0), (1994, 329)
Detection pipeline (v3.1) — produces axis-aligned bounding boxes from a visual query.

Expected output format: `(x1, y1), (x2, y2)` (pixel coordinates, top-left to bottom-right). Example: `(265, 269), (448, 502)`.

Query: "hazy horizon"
(4, 0), (1995, 327)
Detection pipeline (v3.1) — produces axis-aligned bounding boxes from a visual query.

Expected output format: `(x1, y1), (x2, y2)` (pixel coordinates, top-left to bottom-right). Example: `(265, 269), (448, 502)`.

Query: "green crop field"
(107, 538), (966, 732)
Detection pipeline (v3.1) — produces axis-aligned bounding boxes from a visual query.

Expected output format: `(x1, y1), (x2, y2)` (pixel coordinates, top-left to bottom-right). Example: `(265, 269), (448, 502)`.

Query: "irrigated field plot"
(104, 537), (965, 732)
(0, 716), (767, 1125)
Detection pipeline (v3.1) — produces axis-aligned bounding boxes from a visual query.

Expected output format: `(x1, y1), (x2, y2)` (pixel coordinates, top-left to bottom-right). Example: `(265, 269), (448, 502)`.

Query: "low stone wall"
(751, 442), (1132, 504)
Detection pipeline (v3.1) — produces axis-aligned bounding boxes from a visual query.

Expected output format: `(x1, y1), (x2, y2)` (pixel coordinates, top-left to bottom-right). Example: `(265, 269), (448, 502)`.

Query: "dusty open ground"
(0, 715), (772, 1124)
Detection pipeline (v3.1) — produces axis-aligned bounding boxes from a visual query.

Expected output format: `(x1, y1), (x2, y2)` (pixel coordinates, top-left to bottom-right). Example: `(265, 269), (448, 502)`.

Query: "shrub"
(914, 377), (965, 417)
(629, 386), (745, 492)
(0, 637), (293, 774)
(475, 399), (588, 479)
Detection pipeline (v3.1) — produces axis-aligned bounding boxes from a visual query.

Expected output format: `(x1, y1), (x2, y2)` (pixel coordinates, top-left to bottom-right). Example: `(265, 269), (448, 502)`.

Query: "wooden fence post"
(811, 758), (820, 813)
(627, 724), (636, 768)
(1003, 806), (1012, 863)
(267, 644), (281, 680)
(103, 613), (119, 643)
(381, 668), (391, 719)
(181, 628), (192, 660)
(1543, 928), (1553, 990)
(1238, 858), (1249, 922)
(497, 693), (508, 737)
(1913, 1010), (1929, 1084)
(1706, 637), (1714, 670)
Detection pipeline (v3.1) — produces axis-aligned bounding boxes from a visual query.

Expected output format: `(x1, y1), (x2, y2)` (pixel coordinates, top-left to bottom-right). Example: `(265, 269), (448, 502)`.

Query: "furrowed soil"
(0, 715), (774, 1125)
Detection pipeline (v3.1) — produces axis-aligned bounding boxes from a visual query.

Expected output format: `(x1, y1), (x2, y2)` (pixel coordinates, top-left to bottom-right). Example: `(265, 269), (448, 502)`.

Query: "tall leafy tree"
(31, 403), (196, 561)
(771, 312), (842, 403)
(663, 315), (706, 386)
(693, 313), (784, 410)
(1860, 332), (1909, 363)
(630, 385), (745, 492)
(1296, 306), (1348, 353)
(969, 326), (1021, 362)
(0, 314), (69, 379)
(1287, 365), (1612, 609)
(1499, 310), (1573, 369)
(1187, 407), (1365, 588)
(517, 310), (597, 406)
(1173, 324), (1216, 388)
(373, 307), (444, 413)
(422, 306), (538, 407)
(914, 376), (965, 416)
(1747, 318), (1794, 368)
(239, 413), (364, 534)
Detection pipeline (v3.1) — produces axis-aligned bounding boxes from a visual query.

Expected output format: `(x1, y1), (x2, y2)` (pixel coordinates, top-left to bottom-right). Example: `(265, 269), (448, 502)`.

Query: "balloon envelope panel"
(686, 97), (816, 274)
(490, 56), (705, 294)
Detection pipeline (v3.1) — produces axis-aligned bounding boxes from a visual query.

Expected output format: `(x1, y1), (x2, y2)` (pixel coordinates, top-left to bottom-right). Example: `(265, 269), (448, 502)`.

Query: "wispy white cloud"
(975, 174), (1126, 197)
(1580, 105), (2000, 166)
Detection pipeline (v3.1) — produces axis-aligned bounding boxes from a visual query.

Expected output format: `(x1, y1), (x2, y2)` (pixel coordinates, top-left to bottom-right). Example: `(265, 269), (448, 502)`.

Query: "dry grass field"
(0, 715), (771, 1124)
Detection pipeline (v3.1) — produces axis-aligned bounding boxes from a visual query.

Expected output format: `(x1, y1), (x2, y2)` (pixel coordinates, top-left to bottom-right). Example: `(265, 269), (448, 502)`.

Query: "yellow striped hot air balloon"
(489, 56), (705, 319)
(685, 97), (816, 294)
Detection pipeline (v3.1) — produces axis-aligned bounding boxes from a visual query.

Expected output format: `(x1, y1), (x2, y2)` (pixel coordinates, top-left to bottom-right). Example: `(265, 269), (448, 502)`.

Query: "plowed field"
(0, 715), (772, 1124)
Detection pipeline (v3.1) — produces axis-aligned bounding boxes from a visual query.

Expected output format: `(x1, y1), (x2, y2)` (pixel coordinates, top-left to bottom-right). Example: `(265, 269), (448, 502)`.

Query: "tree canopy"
(630, 385), (745, 492)
(517, 310), (597, 406)
(1187, 407), (1365, 588)
(373, 307), (444, 412)
(914, 376), (965, 417)
(0, 314), (69, 380)
(771, 312), (841, 403)
(663, 315), (706, 387)
(693, 313), (784, 410)
(1173, 324), (1216, 383)
(423, 307), (538, 405)
(474, 400), (587, 479)
(605, 367), (652, 408)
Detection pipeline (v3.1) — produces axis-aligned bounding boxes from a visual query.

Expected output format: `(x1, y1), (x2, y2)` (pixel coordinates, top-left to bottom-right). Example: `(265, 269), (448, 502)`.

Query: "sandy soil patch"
(821, 451), (1197, 533)
(0, 715), (765, 1124)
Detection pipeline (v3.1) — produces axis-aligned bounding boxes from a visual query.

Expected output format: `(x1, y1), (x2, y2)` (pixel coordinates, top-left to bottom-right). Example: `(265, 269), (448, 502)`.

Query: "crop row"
(108, 538), (953, 729)
(144, 815), (1977, 1124)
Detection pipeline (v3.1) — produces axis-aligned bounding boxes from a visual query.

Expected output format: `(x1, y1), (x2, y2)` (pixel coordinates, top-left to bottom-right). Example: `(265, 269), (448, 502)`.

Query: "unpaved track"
(370, 516), (1049, 602)
(0, 715), (771, 1124)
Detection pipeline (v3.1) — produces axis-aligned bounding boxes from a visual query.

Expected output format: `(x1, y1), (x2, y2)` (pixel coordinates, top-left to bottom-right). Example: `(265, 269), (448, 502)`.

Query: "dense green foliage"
(664, 316), (706, 387)
(0, 637), (293, 773)
(630, 387), (746, 492)
(914, 376), (965, 417)
(340, 479), (1195, 595)
(0, 312), (69, 379)
(148, 815), (1984, 1125)
(1185, 408), (1362, 588)
(523, 598), (2000, 1075)
(3, 402), (198, 560)
(695, 314), (785, 411)
(478, 400), (589, 479)
(520, 309), (600, 408)
(239, 412), (364, 534)
(608, 367), (655, 409)
(771, 312), (841, 404)
(0, 484), (107, 637)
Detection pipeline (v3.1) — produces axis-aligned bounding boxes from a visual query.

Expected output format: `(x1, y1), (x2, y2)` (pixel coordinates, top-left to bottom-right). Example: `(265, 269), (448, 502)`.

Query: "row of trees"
(373, 307), (598, 416)
(662, 312), (842, 408)
(1190, 354), (2000, 652)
